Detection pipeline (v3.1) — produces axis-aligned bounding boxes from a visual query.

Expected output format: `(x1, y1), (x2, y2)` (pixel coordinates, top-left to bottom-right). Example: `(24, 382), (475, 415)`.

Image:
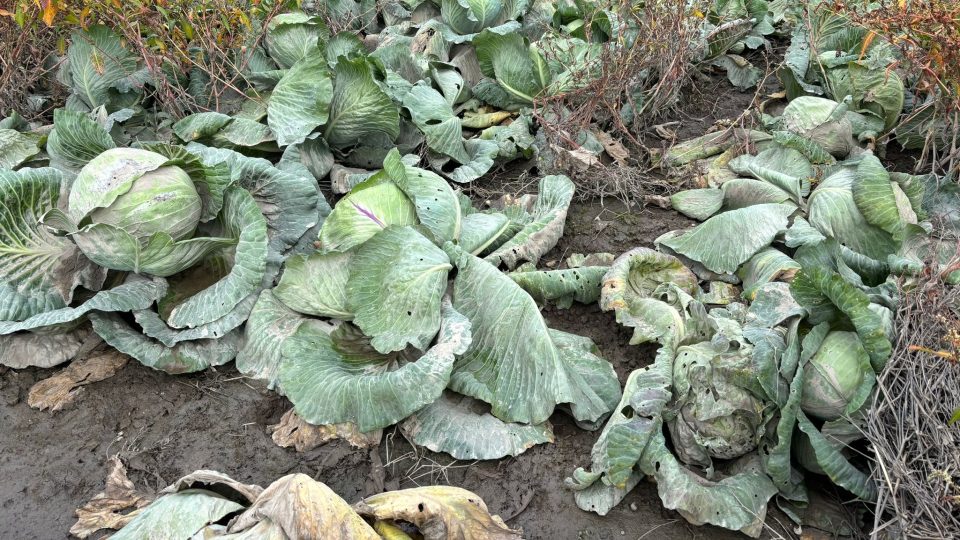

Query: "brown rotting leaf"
(28, 349), (128, 411)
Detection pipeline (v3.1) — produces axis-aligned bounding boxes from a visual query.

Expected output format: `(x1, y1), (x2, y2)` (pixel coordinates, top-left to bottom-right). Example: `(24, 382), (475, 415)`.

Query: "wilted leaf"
(70, 456), (153, 539)
(354, 486), (522, 540)
(402, 391), (554, 460)
(28, 350), (128, 411)
(270, 409), (382, 452)
(229, 474), (379, 539)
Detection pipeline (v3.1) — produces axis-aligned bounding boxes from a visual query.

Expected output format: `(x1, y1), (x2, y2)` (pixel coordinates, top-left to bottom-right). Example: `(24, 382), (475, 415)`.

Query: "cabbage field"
(1, 0), (959, 538)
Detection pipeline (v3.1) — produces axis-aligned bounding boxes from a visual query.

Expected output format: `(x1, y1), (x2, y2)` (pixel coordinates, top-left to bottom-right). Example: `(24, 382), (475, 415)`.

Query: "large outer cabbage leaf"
(807, 168), (898, 261)
(728, 146), (813, 201)
(265, 12), (328, 69)
(0, 129), (41, 169)
(0, 276), (164, 335)
(473, 26), (550, 105)
(324, 56), (400, 148)
(110, 489), (244, 540)
(346, 226), (452, 353)
(441, 0), (505, 35)
(0, 167), (105, 322)
(91, 312), (243, 374)
(790, 267), (891, 372)
(401, 391), (554, 460)
(737, 247), (801, 300)
(66, 25), (144, 111)
(274, 251), (353, 319)
(280, 299), (471, 432)
(184, 143), (324, 276)
(71, 223), (236, 278)
(236, 290), (308, 390)
(267, 55), (334, 147)
(853, 153), (903, 237)
(382, 149), (461, 243)
(164, 186), (268, 329)
(173, 112), (276, 150)
(46, 109), (116, 172)
(134, 293), (256, 347)
(660, 203), (795, 275)
(444, 243), (618, 425)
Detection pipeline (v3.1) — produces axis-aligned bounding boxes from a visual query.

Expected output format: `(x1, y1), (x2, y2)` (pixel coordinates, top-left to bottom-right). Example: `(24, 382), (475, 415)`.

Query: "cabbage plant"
(561, 93), (959, 534)
(232, 148), (620, 460)
(0, 108), (327, 373)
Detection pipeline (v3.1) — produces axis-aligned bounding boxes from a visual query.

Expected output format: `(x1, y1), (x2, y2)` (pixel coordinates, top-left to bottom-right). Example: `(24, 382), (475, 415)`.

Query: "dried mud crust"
(0, 200), (785, 540)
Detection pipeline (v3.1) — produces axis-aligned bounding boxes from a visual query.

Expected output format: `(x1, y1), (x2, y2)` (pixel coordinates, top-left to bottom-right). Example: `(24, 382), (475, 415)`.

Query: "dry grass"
(533, 0), (708, 150)
(868, 259), (960, 538)
(0, 16), (62, 121)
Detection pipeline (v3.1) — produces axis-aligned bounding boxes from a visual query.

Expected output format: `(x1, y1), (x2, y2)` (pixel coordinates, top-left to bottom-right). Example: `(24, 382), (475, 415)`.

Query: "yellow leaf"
(41, 0), (57, 26)
(0, 8), (14, 18)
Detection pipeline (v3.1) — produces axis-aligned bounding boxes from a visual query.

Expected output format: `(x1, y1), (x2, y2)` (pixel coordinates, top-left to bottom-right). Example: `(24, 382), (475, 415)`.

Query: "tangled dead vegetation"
(869, 260), (960, 539)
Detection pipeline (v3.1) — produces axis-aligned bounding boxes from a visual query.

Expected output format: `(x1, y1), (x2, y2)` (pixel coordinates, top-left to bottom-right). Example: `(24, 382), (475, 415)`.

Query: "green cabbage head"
(88, 164), (201, 241)
(67, 147), (234, 277)
(800, 330), (871, 420)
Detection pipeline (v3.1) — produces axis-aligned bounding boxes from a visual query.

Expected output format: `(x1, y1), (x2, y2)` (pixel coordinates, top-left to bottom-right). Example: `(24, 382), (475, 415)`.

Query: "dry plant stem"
(868, 270), (960, 538)
(534, 0), (708, 149)
(0, 16), (60, 120)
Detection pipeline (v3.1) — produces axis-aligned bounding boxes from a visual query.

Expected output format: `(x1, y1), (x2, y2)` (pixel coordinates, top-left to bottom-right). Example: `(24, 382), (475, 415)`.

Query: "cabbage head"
(800, 330), (873, 420)
(668, 341), (770, 468)
(87, 164), (201, 242)
(67, 147), (234, 277)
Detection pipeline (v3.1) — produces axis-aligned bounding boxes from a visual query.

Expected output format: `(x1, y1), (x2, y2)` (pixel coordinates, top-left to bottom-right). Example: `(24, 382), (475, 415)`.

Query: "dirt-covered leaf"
(70, 456), (152, 539)
(354, 486), (522, 540)
(0, 328), (88, 369)
(403, 391), (555, 460)
(28, 350), (128, 411)
(270, 409), (382, 452)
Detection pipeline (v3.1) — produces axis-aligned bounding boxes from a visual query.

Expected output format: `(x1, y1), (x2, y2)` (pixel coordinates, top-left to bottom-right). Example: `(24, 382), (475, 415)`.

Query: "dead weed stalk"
(868, 259), (960, 538)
